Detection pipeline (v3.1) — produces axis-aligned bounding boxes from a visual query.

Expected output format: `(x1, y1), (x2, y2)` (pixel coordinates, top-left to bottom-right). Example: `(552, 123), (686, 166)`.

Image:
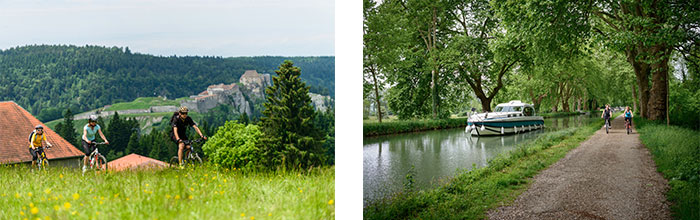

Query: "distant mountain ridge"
(0, 45), (334, 121)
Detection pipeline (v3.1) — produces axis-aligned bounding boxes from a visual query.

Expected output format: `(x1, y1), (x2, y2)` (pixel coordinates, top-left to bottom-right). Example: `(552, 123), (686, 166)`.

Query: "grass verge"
(0, 165), (334, 219)
(635, 118), (700, 219)
(364, 120), (603, 219)
(363, 118), (469, 137)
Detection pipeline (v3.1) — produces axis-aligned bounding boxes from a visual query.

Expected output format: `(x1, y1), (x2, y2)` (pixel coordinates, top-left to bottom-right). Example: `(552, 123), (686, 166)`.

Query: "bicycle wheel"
(97, 155), (108, 171)
(41, 157), (49, 170)
(191, 154), (203, 166)
(169, 156), (180, 168)
(605, 122), (608, 134)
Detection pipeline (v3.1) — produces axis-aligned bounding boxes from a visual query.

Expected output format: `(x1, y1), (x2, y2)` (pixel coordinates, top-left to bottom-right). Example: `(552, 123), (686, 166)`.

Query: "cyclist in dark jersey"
(600, 104), (612, 129)
(171, 107), (207, 166)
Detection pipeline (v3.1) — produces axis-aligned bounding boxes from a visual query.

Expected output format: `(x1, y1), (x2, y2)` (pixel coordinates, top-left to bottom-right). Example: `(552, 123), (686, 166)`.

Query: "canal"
(363, 114), (598, 205)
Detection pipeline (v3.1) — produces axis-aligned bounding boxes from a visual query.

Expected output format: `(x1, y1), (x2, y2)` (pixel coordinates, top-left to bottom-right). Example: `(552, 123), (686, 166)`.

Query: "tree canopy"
(0, 45), (334, 122)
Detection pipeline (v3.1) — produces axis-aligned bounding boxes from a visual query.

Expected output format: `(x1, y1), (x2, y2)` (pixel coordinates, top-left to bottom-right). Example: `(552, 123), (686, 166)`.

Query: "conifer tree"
(259, 60), (325, 168)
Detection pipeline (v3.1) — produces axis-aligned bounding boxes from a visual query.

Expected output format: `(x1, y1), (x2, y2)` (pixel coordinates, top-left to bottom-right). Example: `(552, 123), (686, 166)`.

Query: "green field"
(0, 165), (334, 219)
(106, 97), (191, 111)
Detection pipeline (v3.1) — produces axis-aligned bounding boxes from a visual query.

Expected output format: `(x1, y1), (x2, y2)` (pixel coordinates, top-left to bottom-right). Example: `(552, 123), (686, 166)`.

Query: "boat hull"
(466, 117), (544, 136)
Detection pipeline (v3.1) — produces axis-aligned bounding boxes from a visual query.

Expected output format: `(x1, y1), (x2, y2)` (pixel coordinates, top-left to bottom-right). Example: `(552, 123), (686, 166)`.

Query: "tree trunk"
(371, 66), (383, 123)
(480, 97), (492, 113)
(627, 48), (651, 118)
(647, 50), (670, 121)
(431, 69), (438, 118)
(632, 83), (638, 112)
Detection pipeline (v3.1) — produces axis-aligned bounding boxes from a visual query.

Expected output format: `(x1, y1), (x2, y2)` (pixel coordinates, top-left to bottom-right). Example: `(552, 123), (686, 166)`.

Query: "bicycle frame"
(86, 142), (108, 170)
(36, 147), (49, 170)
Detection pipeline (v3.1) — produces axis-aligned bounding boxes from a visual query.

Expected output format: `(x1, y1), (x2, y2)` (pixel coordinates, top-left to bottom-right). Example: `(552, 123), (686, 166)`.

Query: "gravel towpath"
(487, 115), (671, 220)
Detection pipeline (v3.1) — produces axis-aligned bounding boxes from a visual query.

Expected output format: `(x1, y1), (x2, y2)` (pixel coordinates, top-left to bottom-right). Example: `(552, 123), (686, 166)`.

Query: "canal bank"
(364, 115), (606, 219)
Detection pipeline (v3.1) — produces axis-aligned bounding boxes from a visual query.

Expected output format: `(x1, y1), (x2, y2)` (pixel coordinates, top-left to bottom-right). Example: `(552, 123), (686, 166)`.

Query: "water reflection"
(363, 114), (596, 205)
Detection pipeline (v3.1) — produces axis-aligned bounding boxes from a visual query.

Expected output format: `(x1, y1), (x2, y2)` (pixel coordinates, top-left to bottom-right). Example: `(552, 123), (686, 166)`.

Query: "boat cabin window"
(523, 107), (534, 116)
(494, 106), (523, 112)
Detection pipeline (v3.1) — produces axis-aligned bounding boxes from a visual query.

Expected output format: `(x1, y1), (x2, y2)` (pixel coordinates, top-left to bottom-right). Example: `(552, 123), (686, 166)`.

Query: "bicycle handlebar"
(181, 139), (205, 145)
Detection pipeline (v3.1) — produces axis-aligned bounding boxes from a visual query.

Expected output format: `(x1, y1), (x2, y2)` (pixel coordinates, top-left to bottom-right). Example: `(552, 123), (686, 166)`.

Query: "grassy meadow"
(0, 165), (335, 220)
(106, 97), (192, 111)
(635, 118), (700, 219)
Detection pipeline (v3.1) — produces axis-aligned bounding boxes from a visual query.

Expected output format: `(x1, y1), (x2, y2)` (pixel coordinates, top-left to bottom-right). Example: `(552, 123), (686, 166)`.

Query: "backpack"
(169, 111), (180, 139)
(28, 130), (36, 144)
(170, 111), (180, 125)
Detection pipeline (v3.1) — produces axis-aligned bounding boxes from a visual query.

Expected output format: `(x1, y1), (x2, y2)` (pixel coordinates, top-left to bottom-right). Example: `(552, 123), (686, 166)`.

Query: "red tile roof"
(107, 153), (168, 171)
(0, 101), (84, 164)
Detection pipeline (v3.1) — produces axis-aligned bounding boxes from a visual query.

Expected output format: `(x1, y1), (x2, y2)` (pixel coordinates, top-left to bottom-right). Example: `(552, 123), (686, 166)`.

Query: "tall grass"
(0, 165), (334, 219)
(635, 118), (700, 219)
(364, 120), (603, 219)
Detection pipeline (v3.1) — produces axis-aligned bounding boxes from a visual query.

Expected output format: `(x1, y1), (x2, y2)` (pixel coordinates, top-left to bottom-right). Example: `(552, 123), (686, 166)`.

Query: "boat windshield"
(494, 106), (523, 112)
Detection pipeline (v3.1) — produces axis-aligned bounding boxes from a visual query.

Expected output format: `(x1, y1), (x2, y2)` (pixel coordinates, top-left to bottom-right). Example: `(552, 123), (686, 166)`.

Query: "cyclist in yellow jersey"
(28, 125), (53, 168)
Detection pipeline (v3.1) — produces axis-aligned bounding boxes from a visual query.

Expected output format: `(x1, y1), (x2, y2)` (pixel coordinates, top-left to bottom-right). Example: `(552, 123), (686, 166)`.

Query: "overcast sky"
(0, 0), (334, 57)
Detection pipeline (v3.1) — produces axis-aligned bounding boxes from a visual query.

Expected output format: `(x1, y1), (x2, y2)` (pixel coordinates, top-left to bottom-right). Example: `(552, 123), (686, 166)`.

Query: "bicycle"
(169, 139), (204, 168)
(604, 118), (611, 134)
(81, 142), (108, 171)
(625, 118), (632, 134)
(34, 146), (50, 170)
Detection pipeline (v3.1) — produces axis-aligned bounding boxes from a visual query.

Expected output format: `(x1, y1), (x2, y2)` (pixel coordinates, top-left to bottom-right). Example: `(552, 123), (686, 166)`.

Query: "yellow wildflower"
(188, 195), (193, 200)
(328, 199), (334, 205)
(64, 202), (71, 209)
(30, 207), (38, 214)
(268, 213), (272, 216)
(175, 195), (180, 200)
(212, 176), (216, 180)
(145, 184), (149, 187)
(27, 192), (33, 197)
(114, 193), (119, 198)
(71, 211), (77, 215)
(251, 217), (255, 220)
(126, 197), (130, 201)
(189, 187), (194, 191)
(59, 174), (63, 179)
(240, 213), (245, 217)
(73, 193), (80, 200)
(166, 194), (171, 199)
(53, 205), (60, 211)
(29, 203), (34, 208)
(15, 193), (20, 198)
(44, 188), (51, 194)
(20, 211), (25, 216)
(98, 201), (103, 205)
(96, 211), (100, 215)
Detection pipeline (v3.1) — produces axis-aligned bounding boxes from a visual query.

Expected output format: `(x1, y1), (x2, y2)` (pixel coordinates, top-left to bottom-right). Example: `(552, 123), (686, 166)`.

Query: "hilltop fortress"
(182, 70), (332, 114)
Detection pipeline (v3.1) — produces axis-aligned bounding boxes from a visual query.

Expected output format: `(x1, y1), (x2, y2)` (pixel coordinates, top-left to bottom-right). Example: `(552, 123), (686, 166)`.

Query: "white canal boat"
(466, 100), (544, 136)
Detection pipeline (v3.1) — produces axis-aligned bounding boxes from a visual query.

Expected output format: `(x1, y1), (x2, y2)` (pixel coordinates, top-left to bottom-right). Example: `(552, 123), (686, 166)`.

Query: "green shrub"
(203, 121), (263, 170)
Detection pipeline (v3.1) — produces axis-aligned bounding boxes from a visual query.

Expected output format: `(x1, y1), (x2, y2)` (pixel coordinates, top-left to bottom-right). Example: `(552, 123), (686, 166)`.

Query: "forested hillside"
(0, 45), (334, 121)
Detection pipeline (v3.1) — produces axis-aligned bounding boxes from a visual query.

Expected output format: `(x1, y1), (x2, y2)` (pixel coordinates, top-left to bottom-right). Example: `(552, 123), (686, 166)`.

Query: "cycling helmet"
(179, 106), (189, 113)
(35, 125), (43, 130)
(88, 115), (98, 122)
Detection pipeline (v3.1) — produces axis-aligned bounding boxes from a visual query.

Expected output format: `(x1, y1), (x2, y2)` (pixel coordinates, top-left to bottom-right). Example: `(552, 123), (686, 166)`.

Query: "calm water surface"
(363, 115), (597, 204)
